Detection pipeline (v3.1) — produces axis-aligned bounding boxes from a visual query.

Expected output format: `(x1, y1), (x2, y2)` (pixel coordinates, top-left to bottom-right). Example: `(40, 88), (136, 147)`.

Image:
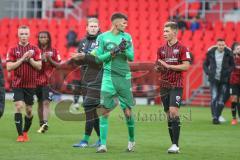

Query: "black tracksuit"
(76, 33), (103, 108)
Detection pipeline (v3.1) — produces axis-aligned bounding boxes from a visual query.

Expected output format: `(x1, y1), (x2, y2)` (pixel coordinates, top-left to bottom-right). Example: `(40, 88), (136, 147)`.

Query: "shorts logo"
(176, 96), (181, 106)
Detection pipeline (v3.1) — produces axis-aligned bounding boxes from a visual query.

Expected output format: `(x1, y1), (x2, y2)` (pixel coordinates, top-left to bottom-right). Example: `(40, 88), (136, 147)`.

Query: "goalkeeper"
(92, 13), (135, 153)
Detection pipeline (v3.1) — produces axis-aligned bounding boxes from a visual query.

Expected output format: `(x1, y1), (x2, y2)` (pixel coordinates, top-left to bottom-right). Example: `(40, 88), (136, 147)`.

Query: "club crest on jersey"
(173, 49), (179, 54)
(15, 51), (21, 56)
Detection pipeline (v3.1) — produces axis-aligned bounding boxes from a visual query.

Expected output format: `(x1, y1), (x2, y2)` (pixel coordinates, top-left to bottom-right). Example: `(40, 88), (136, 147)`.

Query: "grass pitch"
(0, 101), (240, 160)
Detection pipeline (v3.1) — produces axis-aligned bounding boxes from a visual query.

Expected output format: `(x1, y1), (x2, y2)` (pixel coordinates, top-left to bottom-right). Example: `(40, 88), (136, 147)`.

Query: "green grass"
(1, 101), (240, 160)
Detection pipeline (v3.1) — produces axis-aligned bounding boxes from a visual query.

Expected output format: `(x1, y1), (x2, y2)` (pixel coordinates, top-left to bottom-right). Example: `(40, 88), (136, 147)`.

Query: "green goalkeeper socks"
(126, 115), (135, 142)
(82, 134), (90, 142)
(100, 116), (109, 145)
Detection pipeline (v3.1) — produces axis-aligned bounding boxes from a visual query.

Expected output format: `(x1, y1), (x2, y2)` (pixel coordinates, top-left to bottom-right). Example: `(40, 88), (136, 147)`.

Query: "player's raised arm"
(158, 60), (190, 71)
(29, 59), (42, 70)
(6, 50), (32, 71)
(46, 50), (62, 68)
(28, 49), (42, 70)
(94, 35), (112, 62)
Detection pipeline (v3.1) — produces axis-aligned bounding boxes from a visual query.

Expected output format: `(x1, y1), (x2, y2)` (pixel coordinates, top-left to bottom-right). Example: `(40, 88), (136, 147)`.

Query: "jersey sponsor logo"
(164, 58), (178, 63)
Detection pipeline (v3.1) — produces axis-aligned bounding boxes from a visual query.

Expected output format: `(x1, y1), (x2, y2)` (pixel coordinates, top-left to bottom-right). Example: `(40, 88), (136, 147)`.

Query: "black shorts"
(36, 86), (51, 102)
(84, 104), (99, 112)
(160, 87), (183, 112)
(230, 84), (240, 96)
(13, 88), (35, 106)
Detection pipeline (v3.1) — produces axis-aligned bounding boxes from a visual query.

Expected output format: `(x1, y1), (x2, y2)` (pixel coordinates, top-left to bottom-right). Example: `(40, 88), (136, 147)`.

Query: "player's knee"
(43, 100), (50, 107)
(25, 106), (33, 116)
(99, 107), (110, 117)
(169, 107), (179, 117)
(15, 101), (24, 112)
(124, 108), (132, 118)
(96, 104), (111, 115)
(231, 95), (237, 102)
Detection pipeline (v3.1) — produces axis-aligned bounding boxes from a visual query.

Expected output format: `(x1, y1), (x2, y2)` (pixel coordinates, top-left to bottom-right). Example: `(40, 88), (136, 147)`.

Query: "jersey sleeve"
(157, 47), (163, 59)
(6, 48), (16, 62)
(124, 35), (134, 61)
(180, 46), (191, 62)
(33, 47), (42, 61)
(94, 35), (111, 62)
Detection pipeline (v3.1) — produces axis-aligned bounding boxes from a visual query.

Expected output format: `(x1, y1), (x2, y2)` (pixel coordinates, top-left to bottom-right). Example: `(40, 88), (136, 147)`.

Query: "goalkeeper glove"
(111, 38), (128, 56)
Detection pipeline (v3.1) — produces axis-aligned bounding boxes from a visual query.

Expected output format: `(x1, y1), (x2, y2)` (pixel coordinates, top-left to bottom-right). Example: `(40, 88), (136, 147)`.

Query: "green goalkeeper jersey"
(93, 31), (134, 78)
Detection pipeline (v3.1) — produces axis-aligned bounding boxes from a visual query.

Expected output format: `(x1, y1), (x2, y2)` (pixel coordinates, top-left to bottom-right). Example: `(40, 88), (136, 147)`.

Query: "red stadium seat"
(214, 21), (224, 32)
(181, 30), (193, 42)
(225, 21), (235, 32)
(192, 30), (203, 42)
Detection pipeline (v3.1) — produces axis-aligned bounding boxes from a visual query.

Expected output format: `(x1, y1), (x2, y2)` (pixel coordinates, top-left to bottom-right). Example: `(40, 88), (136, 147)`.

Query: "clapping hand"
(22, 50), (33, 62)
(71, 52), (85, 61)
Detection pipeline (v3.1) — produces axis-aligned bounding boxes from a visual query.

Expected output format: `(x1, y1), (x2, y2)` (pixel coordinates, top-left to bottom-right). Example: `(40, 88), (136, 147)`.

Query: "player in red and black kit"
(230, 42), (240, 125)
(155, 22), (191, 153)
(36, 31), (61, 133)
(6, 25), (42, 142)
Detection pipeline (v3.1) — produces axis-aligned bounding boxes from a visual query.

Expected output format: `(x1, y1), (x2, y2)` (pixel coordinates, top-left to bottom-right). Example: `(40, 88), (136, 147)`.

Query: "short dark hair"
(111, 12), (128, 22)
(217, 38), (225, 42)
(18, 25), (29, 30)
(164, 22), (178, 31)
(231, 42), (240, 50)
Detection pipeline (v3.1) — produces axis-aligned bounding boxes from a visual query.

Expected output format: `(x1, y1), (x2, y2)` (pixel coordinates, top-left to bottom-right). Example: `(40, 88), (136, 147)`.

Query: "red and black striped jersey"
(36, 48), (61, 86)
(157, 41), (191, 88)
(230, 55), (240, 85)
(6, 43), (41, 88)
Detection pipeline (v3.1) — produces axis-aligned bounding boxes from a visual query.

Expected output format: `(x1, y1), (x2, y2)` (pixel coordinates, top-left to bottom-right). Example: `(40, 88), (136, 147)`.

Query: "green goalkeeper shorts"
(100, 75), (135, 110)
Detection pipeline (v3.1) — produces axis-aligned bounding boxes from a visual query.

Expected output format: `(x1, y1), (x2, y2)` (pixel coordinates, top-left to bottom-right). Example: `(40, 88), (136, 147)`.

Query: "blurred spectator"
(229, 42), (240, 125)
(177, 16), (187, 31)
(172, 10), (180, 21)
(66, 28), (78, 48)
(190, 17), (200, 32)
(203, 39), (235, 124)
